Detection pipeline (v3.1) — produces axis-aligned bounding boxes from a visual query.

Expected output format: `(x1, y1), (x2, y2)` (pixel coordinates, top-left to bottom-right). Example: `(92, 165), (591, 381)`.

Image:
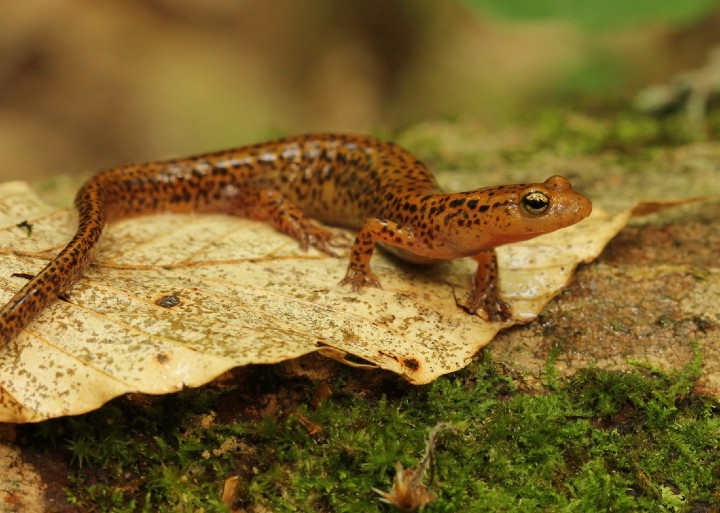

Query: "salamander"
(0, 133), (592, 344)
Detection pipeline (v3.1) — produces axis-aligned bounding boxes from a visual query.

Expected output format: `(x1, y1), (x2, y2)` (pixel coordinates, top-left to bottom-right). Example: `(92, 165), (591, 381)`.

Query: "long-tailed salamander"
(0, 134), (592, 343)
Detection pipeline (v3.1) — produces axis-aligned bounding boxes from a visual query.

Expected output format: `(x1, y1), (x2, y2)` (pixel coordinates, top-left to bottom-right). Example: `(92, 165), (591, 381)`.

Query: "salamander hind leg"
(465, 249), (512, 322)
(234, 188), (349, 256)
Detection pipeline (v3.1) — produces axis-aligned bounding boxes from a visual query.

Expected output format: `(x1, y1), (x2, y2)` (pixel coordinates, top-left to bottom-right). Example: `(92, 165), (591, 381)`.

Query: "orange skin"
(0, 134), (591, 343)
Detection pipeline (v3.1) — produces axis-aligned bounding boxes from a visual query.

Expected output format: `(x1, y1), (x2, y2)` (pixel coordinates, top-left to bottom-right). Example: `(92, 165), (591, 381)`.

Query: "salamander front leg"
(341, 218), (416, 291)
(465, 249), (512, 322)
(233, 188), (350, 256)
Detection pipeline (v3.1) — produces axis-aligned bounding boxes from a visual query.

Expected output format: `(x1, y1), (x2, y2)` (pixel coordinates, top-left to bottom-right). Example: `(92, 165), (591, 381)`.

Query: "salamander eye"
(522, 191), (549, 215)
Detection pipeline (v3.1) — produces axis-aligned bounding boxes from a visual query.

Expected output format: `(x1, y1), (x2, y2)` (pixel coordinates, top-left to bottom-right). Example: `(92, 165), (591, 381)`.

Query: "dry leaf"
(311, 382), (333, 409)
(288, 410), (323, 436)
(0, 181), (631, 422)
(221, 475), (240, 510)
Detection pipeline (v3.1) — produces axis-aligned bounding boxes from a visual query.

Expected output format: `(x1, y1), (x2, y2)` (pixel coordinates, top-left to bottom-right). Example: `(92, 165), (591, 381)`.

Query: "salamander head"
(440, 175), (592, 254)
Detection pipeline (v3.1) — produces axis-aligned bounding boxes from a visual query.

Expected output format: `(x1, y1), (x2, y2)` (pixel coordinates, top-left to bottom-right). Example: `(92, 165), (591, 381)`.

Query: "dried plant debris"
(375, 423), (458, 512)
(635, 46), (720, 128)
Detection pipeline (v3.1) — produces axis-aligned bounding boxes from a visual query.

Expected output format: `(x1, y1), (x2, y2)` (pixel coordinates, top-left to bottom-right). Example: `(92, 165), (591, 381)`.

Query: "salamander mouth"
(488, 231), (549, 246)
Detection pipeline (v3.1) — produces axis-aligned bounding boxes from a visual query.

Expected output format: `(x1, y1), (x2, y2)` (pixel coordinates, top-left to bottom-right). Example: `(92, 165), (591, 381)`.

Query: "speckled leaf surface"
(0, 181), (627, 422)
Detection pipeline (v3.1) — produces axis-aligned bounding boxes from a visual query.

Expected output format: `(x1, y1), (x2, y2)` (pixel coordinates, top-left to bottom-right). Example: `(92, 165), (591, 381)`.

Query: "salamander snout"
(544, 175), (592, 224)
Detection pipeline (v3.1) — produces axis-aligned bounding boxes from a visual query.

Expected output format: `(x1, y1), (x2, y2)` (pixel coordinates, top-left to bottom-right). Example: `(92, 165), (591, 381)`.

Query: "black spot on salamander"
(449, 198), (465, 208)
(444, 212), (460, 225)
(466, 199), (478, 209)
(479, 205), (490, 213)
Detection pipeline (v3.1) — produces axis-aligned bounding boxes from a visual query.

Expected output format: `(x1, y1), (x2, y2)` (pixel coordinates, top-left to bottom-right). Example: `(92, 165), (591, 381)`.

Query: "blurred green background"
(1, 0), (719, 181)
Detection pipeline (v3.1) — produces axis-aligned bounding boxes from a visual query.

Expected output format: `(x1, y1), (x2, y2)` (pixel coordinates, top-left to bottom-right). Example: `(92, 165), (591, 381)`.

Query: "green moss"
(396, 107), (708, 175)
(459, 0), (719, 31)
(27, 356), (720, 512)
(521, 108), (698, 159)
